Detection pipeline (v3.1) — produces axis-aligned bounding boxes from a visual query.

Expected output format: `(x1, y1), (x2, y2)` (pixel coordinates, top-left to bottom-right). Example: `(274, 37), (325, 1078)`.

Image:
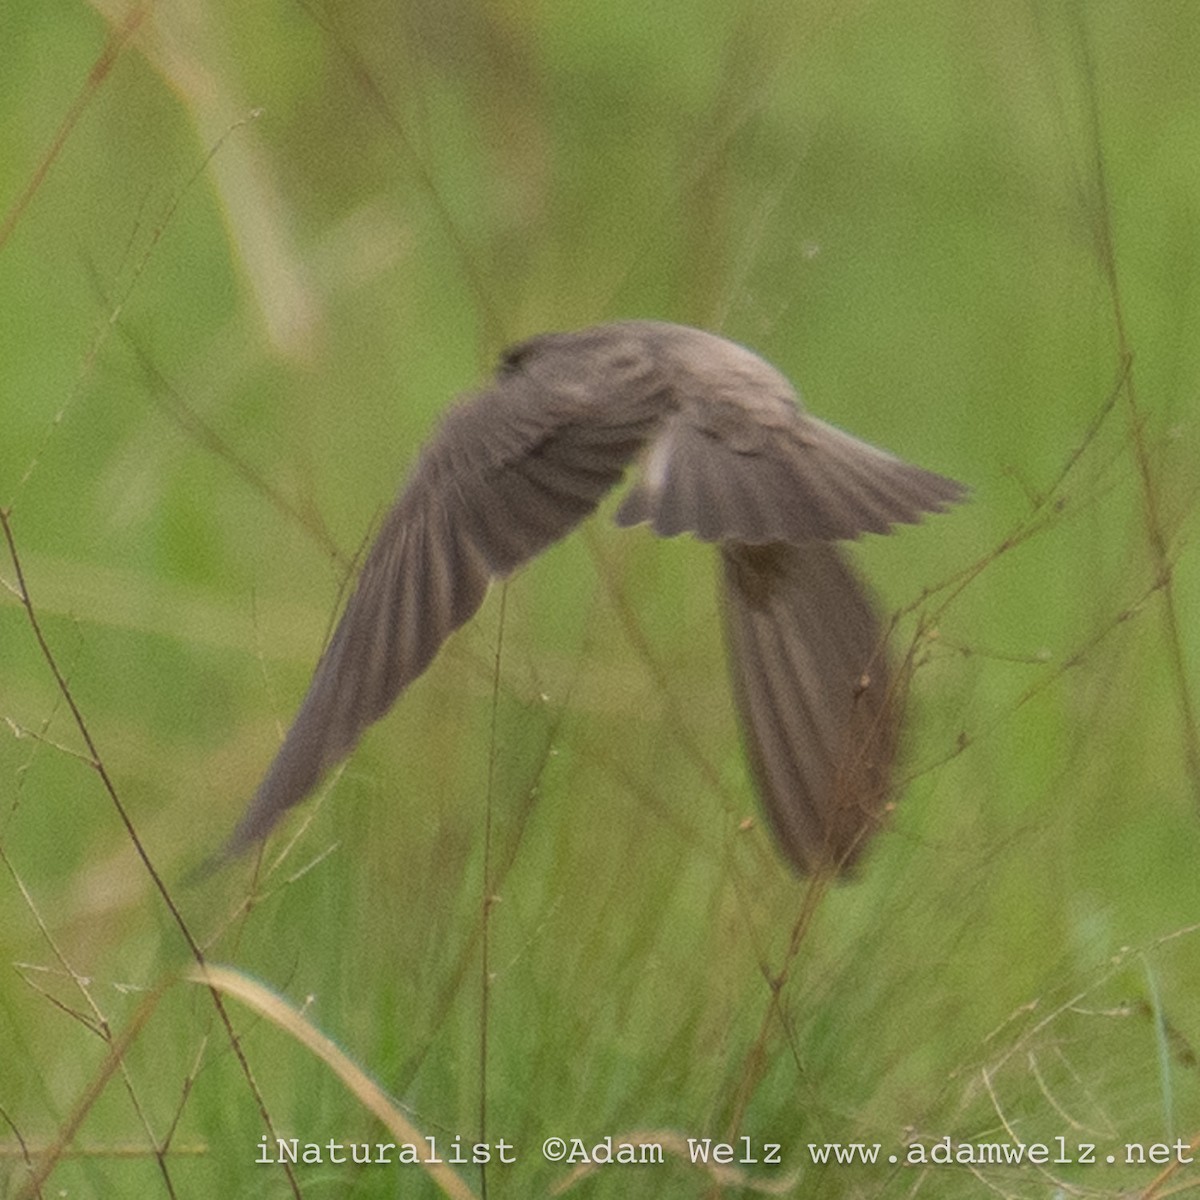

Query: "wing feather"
(218, 351), (664, 859)
(618, 410), (965, 544)
(721, 542), (898, 874)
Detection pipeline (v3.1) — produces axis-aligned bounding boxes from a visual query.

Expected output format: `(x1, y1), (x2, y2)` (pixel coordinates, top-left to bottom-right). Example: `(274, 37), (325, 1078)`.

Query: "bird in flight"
(214, 321), (965, 875)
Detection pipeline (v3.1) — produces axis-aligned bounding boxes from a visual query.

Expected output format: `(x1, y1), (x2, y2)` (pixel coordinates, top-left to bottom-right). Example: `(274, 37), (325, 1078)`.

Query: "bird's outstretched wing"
(721, 542), (898, 874)
(602, 330), (961, 873)
(218, 338), (665, 859)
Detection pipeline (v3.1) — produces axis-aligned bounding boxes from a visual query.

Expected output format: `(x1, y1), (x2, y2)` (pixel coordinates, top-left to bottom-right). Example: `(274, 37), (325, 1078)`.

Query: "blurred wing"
(617, 409), (967, 544)
(721, 541), (899, 874)
(218, 368), (662, 860)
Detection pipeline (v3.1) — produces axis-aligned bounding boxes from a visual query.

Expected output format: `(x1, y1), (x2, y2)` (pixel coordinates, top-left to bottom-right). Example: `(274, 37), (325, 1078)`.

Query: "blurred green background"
(2, 2), (1198, 1197)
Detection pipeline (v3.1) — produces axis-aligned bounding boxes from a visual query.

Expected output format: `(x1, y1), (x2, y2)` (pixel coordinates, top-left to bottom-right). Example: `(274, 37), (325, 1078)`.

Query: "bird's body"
(216, 321), (965, 873)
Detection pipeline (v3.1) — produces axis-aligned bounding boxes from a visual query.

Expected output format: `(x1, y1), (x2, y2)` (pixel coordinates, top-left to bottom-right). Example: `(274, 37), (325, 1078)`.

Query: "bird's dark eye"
(499, 341), (535, 373)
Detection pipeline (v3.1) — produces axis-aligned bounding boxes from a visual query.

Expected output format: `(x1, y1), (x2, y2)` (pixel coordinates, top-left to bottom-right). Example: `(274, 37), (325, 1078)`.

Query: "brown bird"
(215, 321), (965, 874)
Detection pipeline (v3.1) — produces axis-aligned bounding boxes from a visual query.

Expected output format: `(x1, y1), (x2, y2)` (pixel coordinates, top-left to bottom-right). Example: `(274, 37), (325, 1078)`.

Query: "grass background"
(2, 1), (1198, 1197)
